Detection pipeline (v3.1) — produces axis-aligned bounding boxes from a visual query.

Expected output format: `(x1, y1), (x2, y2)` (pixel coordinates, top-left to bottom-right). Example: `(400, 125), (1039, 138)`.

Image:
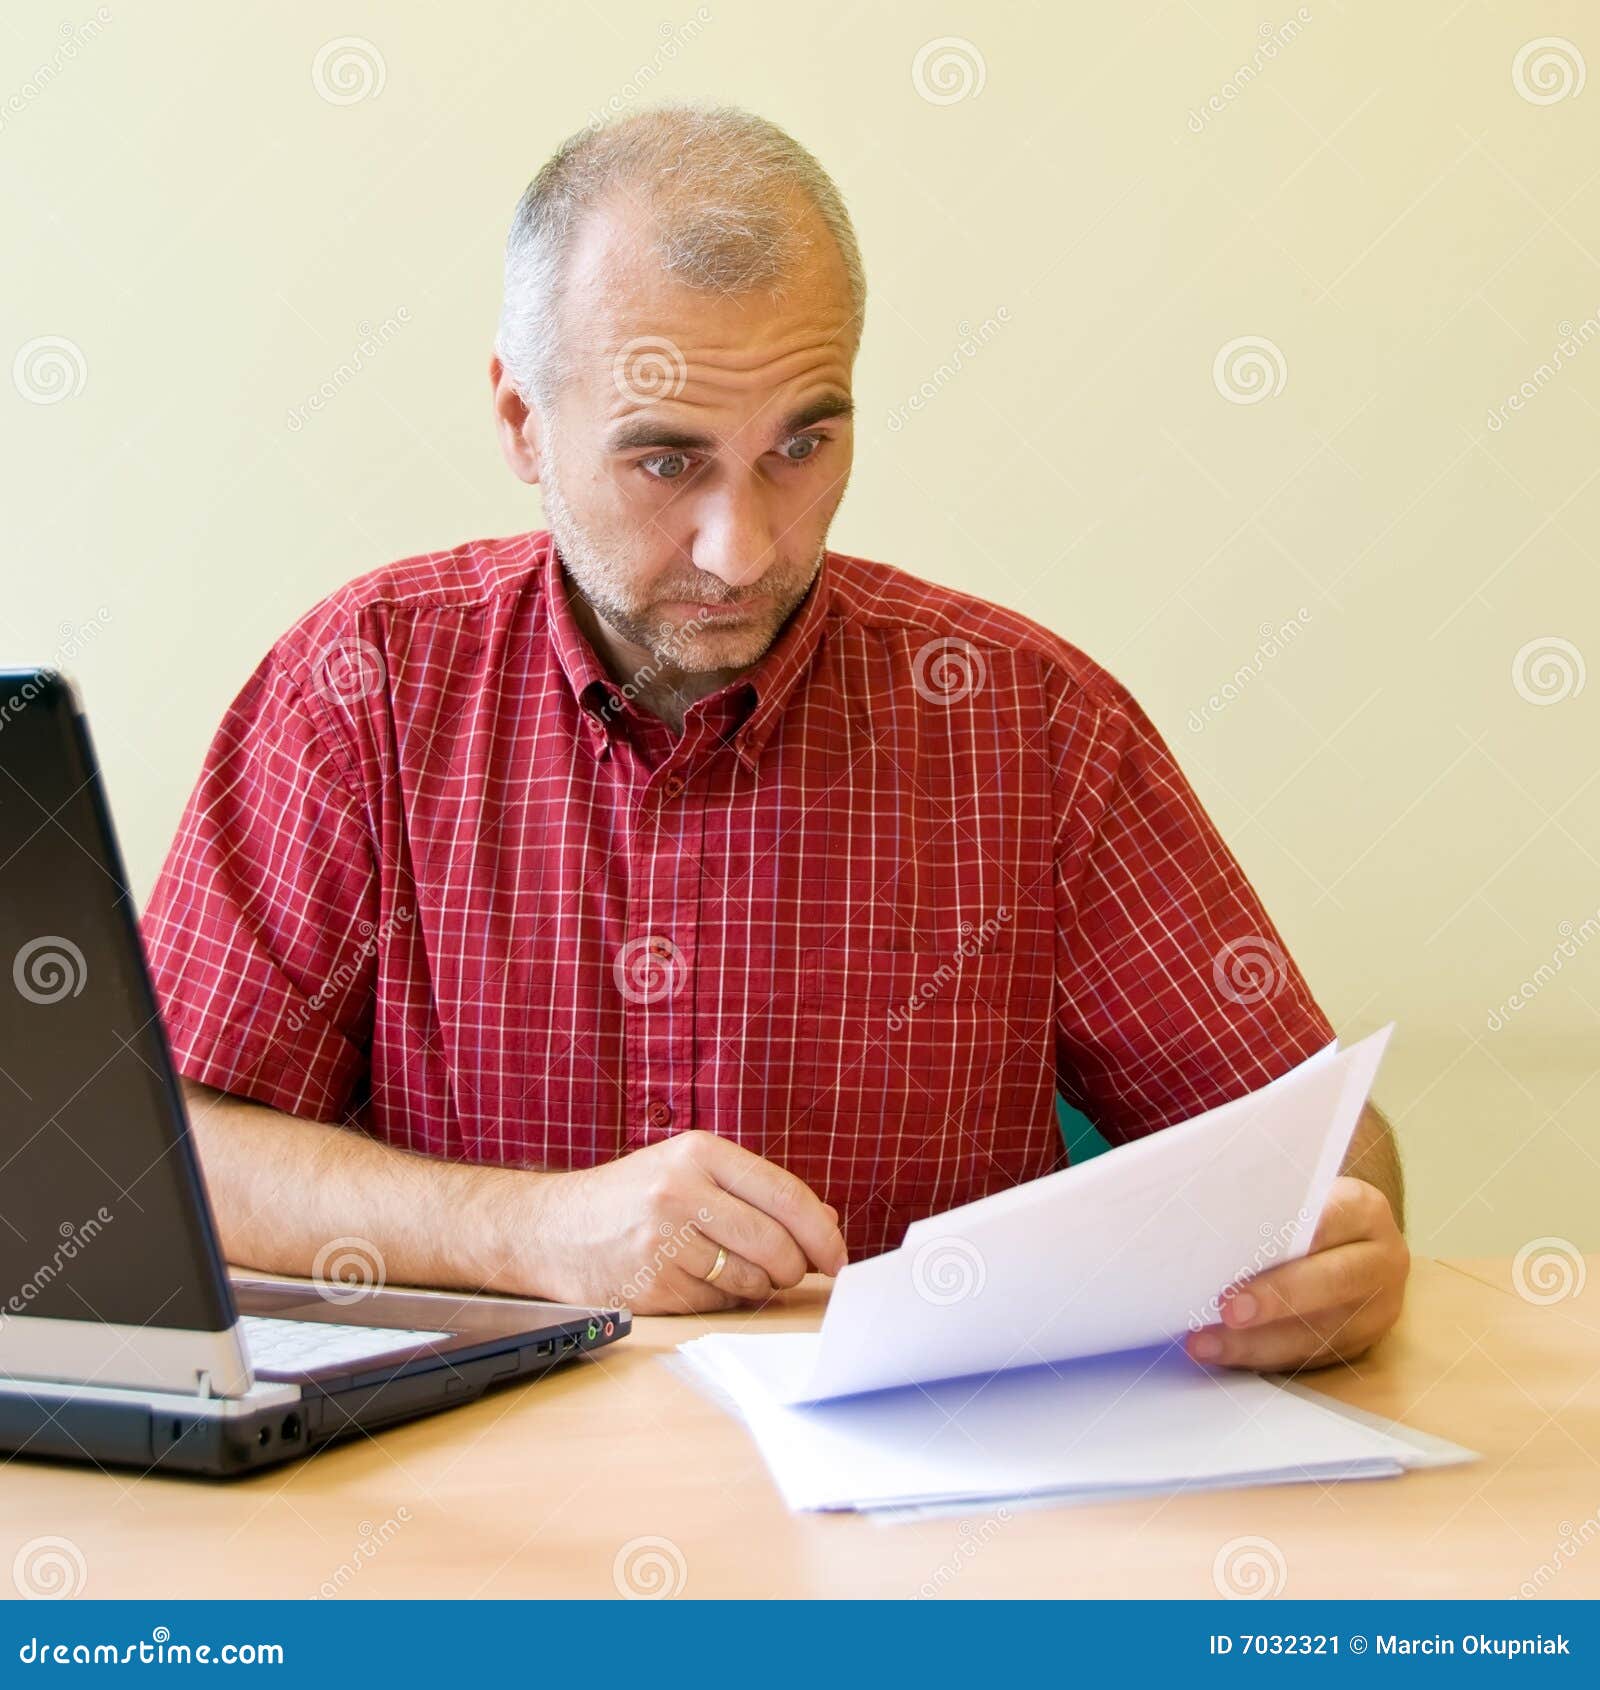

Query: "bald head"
(495, 101), (866, 406)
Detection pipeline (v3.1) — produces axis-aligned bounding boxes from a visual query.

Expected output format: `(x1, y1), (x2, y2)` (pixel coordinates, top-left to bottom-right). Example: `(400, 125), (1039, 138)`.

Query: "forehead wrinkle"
(600, 380), (852, 443)
(599, 350), (853, 457)
(601, 319), (850, 394)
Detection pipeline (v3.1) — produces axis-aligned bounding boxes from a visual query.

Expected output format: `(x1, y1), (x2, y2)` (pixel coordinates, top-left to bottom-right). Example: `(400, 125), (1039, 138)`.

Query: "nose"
(688, 478), (778, 593)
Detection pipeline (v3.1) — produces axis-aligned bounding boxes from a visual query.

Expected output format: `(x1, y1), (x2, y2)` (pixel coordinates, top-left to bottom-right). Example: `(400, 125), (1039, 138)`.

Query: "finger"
(1185, 1312), (1350, 1373)
(655, 1262), (745, 1315)
(686, 1232), (774, 1303)
(1308, 1176), (1391, 1252)
(1187, 1298), (1387, 1372)
(699, 1192), (809, 1288)
(1220, 1240), (1390, 1331)
(696, 1138), (847, 1274)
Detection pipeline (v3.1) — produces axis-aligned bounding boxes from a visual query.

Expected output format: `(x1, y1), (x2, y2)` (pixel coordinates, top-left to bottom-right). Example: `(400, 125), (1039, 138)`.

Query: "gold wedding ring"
(703, 1244), (730, 1285)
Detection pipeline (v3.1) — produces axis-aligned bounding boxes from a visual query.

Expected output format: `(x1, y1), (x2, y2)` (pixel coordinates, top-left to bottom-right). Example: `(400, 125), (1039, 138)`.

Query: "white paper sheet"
(670, 1024), (1477, 1514)
(774, 1025), (1393, 1404)
(680, 1335), (1442, 1512)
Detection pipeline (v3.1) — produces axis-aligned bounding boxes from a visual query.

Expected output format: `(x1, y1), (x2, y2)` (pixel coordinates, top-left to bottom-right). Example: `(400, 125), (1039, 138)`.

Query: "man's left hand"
(1184, 1176), (1410, 1372)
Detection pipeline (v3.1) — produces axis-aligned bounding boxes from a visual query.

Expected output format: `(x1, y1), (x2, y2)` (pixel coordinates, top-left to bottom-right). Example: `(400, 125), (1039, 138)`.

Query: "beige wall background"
(3, 1), (1596, 1260)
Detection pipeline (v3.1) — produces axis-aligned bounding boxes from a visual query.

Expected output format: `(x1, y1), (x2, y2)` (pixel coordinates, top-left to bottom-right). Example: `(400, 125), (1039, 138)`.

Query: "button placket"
(624, 760), (704, 1144)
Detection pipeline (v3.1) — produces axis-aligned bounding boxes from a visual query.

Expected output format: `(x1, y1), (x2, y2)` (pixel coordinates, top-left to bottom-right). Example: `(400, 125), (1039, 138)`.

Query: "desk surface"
(6, 1257), (1598, 1600)
(1445, 1250), (1600, 1336)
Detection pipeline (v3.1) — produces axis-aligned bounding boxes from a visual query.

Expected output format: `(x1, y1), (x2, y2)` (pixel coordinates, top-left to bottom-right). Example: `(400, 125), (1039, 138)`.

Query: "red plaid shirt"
(140, 529), (1335, 1258)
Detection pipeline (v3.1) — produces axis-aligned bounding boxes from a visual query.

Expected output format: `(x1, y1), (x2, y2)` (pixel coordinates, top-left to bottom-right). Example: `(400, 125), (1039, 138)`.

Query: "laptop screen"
(0, 671), (234, 1337)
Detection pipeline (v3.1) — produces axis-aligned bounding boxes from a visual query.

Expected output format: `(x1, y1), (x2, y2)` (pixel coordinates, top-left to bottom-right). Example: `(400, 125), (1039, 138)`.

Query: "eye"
(778, 433), (824, 466)
(639, 452), (692, 481)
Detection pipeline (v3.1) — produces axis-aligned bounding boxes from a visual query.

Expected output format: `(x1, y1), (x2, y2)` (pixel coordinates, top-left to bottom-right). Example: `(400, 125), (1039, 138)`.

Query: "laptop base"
(0, 1317), (619, 1478)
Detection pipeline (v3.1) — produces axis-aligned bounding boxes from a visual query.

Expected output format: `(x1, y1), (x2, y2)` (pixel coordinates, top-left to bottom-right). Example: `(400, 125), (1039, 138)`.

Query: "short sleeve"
(1049, 681), (1335, 1146)
(139, 655), (378, 1122)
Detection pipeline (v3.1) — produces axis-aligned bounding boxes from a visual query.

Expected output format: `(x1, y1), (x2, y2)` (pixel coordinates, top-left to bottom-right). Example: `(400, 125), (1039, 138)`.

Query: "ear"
(490, 354), (546, 485)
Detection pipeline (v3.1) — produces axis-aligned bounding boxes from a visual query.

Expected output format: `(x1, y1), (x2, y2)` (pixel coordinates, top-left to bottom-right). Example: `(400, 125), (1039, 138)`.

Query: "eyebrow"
(604, 393), (855, 455)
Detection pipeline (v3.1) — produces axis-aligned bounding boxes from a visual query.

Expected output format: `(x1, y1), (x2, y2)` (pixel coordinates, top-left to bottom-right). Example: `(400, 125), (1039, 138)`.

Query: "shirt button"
(664, 773), (684, 796)
(646, 1099), (673, 1129)
(647, 936), (673, 960)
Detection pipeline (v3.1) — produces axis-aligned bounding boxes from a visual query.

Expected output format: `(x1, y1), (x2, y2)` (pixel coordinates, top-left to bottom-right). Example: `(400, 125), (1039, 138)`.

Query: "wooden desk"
(1445, 1251), (1600, 1337)
(6, 1258), (1599, 1600)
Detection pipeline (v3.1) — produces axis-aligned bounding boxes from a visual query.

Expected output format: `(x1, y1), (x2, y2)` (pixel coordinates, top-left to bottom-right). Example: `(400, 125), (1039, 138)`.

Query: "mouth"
(659, 598), (768, 623)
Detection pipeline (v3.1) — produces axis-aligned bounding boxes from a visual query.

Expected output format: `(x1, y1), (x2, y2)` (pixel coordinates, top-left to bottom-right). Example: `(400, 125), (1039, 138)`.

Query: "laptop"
(0, 667), (630, 1477)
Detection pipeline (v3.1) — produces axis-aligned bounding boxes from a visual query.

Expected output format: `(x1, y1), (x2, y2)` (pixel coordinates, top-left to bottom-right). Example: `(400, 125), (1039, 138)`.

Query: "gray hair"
(495, 101), (866, 408)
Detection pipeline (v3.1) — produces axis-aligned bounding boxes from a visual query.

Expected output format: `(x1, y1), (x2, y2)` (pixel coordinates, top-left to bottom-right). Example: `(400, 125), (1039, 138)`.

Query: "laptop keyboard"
(239, 1314), (453, 1373)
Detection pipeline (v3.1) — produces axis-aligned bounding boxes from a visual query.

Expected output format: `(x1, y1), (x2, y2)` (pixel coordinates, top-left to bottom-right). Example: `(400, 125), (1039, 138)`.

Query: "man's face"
(526, 191), (857, 676)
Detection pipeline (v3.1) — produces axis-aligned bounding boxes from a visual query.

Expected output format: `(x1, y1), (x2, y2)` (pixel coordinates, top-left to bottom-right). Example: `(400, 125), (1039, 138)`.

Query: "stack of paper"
(676, 1025), (1478, 1512)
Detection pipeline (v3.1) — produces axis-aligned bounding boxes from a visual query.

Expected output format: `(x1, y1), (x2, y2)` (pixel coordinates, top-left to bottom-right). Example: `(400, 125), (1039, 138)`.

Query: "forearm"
(1340, 1100), (1405, 1231)
(179, 1085), (847, 1317)
(179, 1078), (541, 1295)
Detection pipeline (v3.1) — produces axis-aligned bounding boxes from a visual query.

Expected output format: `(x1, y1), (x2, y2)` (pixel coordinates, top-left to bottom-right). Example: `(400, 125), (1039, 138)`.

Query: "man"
(142, 102), (1408, 1366)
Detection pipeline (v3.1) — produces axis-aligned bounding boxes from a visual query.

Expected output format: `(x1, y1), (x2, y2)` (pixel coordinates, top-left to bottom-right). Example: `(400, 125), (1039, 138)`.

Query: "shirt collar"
(542, 535), (833, 773)
(542, 536), (619, 756)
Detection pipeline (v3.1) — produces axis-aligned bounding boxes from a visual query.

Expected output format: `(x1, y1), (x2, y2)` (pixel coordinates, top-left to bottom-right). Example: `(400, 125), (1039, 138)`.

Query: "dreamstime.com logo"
(912, 637), (987, 705)
(1188, 1209), (1313, 1332)
(1511, 1238), (1586, 1307)
(1213, 336), (1287, 404)
(915, 1509), (1013, 1598)
(1186, 609), (1312, 733)
(52, 607), (114, 667)
(309, 635), (386, 705)
(595, 608), (722, 724)
(285, 906), (413, 1036)
(602, 1208), (715, 1310)
(310, 1236), (387, 1306)
(285, 308), (412, 432)
(1211, 935), (1288, 1005)
(1512, 37), (1586, 106)
(584, 8), (714, 131)
(312, 36), (386, 105)
(886, 908), (1012, 1032)
(0, 612), (113, 739)
(0, 669), (58, 735)
(12, 335), (88, 405)
(0, 8), (113, 138)
(12, 1537), (87, 1599)
(1485, 906), (1600, 1032)
(12, 937), (87, 1005)
(613, 935), (687, 1005)
(1518, 1504), (1600, 1598)
(315, 1508), (413, 1598)
(613, 336), (687, 404)
(911, 36), (986, 105)
(1, 1209), (115, 1329)
(612, 1535), (687, 1598)
(911, 1236), (987, 1306)
(17, 1631), (282, 1665)
(885, 308), (1011, 432)
(1185, 10), (1313, 135)
(1511, 636), (1585, 706)
(1485, 310), (1600, 433)
(1212, 1535), (1287, 1599)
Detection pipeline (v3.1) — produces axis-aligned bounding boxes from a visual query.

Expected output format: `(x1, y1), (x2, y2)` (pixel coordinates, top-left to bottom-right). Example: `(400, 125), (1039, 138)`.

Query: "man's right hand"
(498, 1130), (848, 1315)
